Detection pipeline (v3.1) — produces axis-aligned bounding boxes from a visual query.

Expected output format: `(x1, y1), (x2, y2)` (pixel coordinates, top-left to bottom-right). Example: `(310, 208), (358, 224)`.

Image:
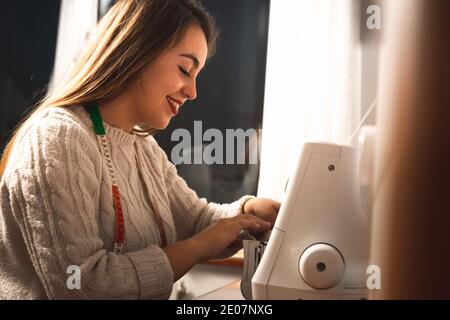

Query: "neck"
(97, 95), (135, 134)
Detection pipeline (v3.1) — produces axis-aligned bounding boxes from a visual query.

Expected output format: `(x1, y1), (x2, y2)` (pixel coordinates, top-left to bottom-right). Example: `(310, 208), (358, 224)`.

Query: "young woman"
(0, 0), (280, 299)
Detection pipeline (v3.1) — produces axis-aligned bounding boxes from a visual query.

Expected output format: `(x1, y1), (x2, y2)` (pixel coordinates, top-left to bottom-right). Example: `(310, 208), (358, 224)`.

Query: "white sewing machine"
(241, 127), (376, 300)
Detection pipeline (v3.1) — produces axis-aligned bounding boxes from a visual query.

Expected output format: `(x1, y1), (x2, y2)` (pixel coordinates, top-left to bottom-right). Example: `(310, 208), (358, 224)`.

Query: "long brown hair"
(0, 0), (218, 178)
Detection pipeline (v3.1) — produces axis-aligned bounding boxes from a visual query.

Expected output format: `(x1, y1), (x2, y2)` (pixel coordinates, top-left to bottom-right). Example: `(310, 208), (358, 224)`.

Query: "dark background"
(0, 0), (270, 203)
(0, 0), (61, 148)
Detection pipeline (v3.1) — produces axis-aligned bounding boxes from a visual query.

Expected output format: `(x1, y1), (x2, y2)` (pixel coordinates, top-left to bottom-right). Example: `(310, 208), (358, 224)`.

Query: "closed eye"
(178, 66), (191, 78)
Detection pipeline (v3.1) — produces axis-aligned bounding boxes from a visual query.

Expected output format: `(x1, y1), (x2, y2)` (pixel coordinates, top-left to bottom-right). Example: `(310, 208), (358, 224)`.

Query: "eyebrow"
(178, 53), (200, 69)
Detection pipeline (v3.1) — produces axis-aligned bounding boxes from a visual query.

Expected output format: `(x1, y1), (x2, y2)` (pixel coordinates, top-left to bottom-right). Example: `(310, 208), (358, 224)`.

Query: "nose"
(183, 79), (197, 101)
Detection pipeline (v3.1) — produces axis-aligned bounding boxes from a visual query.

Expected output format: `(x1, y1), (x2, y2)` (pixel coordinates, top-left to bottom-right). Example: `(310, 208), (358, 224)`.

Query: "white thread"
(347, 98), (379, 145)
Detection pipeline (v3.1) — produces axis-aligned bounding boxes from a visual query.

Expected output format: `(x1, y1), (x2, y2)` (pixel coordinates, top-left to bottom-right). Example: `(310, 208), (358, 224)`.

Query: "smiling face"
(131, 25), (208, 130)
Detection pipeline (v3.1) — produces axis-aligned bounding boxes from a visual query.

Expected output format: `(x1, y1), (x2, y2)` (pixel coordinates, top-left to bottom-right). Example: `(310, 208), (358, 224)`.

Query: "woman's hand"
(164, 200), (280, 280)
(243, 198), (281, 227)
(192, 214), (271, 261)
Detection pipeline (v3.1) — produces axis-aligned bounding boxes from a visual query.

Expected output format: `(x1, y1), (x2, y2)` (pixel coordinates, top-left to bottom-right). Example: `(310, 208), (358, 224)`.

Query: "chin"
(152, 118), (171, 130)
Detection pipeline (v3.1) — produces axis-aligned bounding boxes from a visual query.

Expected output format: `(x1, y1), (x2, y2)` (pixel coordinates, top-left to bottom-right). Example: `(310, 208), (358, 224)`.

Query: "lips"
(166, 96), (182, 115)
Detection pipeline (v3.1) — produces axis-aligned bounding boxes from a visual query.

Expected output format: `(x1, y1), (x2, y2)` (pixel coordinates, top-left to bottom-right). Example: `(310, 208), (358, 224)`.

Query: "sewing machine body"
(247, 142), (371, 299)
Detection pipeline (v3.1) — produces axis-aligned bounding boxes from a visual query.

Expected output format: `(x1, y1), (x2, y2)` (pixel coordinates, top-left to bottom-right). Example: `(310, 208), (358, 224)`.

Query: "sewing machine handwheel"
(299, 243), (345, 290)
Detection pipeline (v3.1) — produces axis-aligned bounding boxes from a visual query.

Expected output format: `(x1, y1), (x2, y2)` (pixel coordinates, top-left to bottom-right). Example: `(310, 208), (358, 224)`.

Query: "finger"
(247, 209), (276, 226)
(246, 214), (267, 224)
(272, 201), (281, 212)
(228, 239), (243, 249)
(236, 219), (261, 231)
(238, 220), (271, 234)
(235, 213), (268, 224)
(236, 219), (256, 229)
(244, 217), (271, 230)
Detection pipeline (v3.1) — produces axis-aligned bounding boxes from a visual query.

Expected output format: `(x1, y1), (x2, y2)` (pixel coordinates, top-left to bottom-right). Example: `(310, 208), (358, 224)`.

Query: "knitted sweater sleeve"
(1, 113), (173, 300)
(151, 138), (255, 241)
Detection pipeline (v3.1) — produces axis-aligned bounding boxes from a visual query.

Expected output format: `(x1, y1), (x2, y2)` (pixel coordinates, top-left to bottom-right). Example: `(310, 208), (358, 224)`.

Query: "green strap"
(86, 101), (106, 136)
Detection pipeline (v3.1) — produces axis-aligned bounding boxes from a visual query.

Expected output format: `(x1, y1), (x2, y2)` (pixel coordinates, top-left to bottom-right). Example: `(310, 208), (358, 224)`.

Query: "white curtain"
(257, 0), (362, 201)
(51, 0), (98, 88)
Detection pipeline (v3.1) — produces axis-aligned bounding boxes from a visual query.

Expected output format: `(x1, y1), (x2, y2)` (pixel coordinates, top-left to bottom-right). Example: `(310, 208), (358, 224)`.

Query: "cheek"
(141, 77), (175, 102)
(142, 65), (183, 95)
(135, 77), (172, 118)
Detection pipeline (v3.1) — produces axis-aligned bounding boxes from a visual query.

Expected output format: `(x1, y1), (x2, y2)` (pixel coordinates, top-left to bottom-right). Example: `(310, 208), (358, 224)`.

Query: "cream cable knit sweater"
(0, 105), (254, 300)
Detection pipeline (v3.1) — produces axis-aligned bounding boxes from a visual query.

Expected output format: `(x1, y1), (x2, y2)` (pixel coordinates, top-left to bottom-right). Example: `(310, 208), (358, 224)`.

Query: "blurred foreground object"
(371, 0), (450, 299)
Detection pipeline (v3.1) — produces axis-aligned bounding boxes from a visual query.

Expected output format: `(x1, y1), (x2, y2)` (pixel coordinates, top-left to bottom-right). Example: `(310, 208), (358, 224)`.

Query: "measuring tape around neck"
(85, 102), (167, 253)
